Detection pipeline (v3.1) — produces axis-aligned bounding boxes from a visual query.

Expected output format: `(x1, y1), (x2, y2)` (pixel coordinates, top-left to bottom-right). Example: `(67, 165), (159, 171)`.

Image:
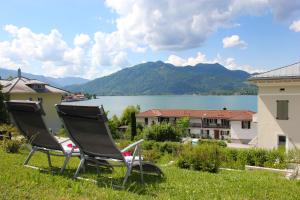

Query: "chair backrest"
(55, 104), (124, 161)
(5, 100), (62, 151)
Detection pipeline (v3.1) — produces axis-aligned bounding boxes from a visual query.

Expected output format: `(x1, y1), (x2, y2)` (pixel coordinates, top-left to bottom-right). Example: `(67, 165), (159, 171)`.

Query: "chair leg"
(74, 157), (85, 179)
(24, 148), (36, 165)
(60, 154), (71, 174)
(138, 147), (144, 184)
(46, 151), (52, 168)
(122, 164), (132, 188)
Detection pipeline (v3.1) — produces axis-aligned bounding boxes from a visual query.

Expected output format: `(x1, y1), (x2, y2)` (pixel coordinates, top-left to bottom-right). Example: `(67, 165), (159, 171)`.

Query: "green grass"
(1, 148), (300, 200)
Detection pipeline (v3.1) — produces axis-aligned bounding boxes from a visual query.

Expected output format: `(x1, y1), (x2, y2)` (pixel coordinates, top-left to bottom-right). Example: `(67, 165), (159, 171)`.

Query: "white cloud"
(289, 19), (300, 32)
(166, 52), (263, 73)
(74, 34), (90, 47)
(222, 35), (247, 49)
(0, 25), (130, 79)
(105, 0), (269, 51)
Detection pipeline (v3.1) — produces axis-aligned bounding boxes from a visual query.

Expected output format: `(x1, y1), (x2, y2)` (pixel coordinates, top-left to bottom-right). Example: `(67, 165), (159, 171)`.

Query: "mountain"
(0, 68), (89, 87)
(65, 61), (257, 95)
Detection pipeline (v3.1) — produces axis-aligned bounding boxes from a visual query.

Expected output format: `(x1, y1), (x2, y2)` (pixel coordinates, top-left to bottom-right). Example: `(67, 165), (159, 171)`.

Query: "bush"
(220, 148), (287, 169)
(2, 139), (22, 153)
(198, 139), (227, 148)
(177, 144), (221, 173)
(142, 149), (161, 162)
(143, 123), (181, 142)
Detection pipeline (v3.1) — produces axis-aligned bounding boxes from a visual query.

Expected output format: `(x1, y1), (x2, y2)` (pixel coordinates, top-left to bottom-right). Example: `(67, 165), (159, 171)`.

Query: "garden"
(1, 102), (300, 199)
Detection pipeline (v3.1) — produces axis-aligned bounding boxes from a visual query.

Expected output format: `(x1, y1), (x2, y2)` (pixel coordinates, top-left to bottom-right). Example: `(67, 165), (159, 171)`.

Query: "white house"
(136, 109), (257, 144)
(0, 69), (68, 132)
(249, 62), (300, 150)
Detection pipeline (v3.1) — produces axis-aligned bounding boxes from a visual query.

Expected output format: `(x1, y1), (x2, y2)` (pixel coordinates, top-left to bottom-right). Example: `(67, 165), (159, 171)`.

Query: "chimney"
(18, 68), (21, 78)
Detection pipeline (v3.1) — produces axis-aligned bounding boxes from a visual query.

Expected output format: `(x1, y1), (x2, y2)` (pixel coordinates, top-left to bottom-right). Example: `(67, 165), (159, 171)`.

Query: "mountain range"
(65, 61), (257, 95)
(0, 68), (88, 87)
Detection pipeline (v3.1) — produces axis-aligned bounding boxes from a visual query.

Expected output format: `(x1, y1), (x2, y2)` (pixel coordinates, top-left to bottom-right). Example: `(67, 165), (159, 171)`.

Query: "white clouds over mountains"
(1, 0), (300, 78)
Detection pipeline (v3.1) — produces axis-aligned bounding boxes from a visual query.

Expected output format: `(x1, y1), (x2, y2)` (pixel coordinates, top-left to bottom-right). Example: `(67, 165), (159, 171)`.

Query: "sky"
(0, 0), (300, 79)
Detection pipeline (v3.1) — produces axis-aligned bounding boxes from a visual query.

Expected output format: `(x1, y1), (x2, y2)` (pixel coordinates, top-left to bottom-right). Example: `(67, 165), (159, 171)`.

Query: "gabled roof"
(0, 76), (68, 94)
(137, 109), (255, 121)
(249, 62), (300, 80)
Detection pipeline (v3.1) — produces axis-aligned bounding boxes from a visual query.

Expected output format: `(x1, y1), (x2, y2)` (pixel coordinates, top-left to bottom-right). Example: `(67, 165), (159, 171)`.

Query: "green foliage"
(198, 139), (227, 147)
(177, 144), (221, 173)
(120, 105), (140, 125)
(287, 149), (300, 164)
(2, 138), (22, 153)
(143, 123), (181, 142)
(65, 61), (256, 95)
(108, 115), (122, 139)
(220, 148), (287, 169)
(1, 149), (300, 199)
(175, 117), (190, 137)
(0, 85), (10, 124)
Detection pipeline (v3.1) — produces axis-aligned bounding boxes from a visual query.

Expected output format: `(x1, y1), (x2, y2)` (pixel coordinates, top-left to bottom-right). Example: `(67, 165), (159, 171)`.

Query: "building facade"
(136, 109), (257, 144)
(0, 69), (68, 132)
(249, 62), (300, 150)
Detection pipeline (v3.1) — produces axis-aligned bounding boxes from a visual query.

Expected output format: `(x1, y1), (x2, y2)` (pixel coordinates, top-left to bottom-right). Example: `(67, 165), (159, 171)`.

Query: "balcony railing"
(189, 123), (230, 129)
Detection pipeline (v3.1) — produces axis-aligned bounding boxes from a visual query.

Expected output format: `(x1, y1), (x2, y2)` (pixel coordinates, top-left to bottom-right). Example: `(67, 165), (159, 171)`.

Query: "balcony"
(189, 123), (202, 127)
(202, 123), (230, 129)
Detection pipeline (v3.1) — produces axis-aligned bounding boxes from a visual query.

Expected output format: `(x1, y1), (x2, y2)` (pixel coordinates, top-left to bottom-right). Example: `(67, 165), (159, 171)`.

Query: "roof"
(137, 109), (255, 121)
(249, 62), (300, 81)
(0, 76), (68, 94)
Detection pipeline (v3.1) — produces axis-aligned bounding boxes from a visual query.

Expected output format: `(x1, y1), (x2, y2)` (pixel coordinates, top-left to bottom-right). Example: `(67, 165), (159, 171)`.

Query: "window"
(145, 118), (148, 125)
(277, 100), (289, 120)
(241, 121), (251, 129)
(278, 135), (286, 147)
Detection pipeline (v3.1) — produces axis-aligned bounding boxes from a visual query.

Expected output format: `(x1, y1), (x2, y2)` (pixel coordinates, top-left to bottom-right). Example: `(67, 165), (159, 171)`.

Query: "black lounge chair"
(55, 104), (163, 188)
(5, 100), (80, 173)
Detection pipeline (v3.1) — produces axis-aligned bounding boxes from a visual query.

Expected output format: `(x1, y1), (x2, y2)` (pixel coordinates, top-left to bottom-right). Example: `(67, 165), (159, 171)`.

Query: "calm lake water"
(63, 95), (257, 117)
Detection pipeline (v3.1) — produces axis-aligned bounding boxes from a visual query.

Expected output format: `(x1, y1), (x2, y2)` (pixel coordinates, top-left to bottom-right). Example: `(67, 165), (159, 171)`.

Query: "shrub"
(177, 144), (221, 173)
(143, 123), (181, 142)
(142, 149), (161, 162)
(2, 139), (22, 153)
(198, 139), (227, 148)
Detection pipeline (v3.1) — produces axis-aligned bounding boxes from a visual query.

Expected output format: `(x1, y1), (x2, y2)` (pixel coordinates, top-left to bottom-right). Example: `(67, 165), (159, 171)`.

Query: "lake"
(63, 95), (257, 117)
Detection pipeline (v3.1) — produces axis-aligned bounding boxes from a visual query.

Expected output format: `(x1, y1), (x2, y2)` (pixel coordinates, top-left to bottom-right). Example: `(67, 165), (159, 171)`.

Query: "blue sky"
(0, 0), (300, 79)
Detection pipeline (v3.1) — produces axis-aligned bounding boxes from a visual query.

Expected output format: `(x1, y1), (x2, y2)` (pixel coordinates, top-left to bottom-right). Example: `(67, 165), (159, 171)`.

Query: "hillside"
(0, 68), (89, 87)
(65, 61), (257, 95)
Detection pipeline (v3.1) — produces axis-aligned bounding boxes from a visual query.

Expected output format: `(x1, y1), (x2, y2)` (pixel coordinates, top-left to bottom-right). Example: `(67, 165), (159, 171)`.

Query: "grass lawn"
(1, 148), (300, 200)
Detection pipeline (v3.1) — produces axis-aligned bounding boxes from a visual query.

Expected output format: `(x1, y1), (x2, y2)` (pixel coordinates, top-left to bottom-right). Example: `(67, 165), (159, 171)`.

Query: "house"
(249, 62), (300, 150)
(136, 109), (257, 144)
(0, 69), (68, 132)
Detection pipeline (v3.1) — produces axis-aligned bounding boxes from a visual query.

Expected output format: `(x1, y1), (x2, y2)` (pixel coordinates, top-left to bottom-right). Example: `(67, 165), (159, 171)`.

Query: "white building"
(136, 109), (257, 144)
(249, 62), (300, 150)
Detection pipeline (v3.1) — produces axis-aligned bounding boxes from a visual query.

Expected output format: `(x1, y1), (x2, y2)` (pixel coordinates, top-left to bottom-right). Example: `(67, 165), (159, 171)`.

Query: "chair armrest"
(121, 139), (144, 152)
(58, 138), (71, 144)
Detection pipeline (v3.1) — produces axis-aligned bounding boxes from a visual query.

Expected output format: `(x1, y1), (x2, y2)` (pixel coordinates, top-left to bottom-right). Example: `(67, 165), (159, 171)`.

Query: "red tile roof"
(137, 109), (255, 121)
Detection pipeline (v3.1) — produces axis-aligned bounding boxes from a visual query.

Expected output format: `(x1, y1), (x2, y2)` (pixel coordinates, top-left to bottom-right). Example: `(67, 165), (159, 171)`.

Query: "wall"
(10, 93), (63, 132)
(230, 121), (257, 144)
(256, 81), (300, 149)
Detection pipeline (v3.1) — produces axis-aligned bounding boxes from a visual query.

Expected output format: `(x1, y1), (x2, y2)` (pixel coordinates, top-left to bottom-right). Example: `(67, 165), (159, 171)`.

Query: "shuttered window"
(241, 121), (251, 129)
(276, 100), (289, 120)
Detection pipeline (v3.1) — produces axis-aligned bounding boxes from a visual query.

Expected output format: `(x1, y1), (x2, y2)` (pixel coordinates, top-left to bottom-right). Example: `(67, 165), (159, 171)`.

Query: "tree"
(130, 112), (137, 140)
(176, 117), (190, 137)
(0, 85), (10, 124)
(108, 115), (121, 139)
(120, 105), (140, 125)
